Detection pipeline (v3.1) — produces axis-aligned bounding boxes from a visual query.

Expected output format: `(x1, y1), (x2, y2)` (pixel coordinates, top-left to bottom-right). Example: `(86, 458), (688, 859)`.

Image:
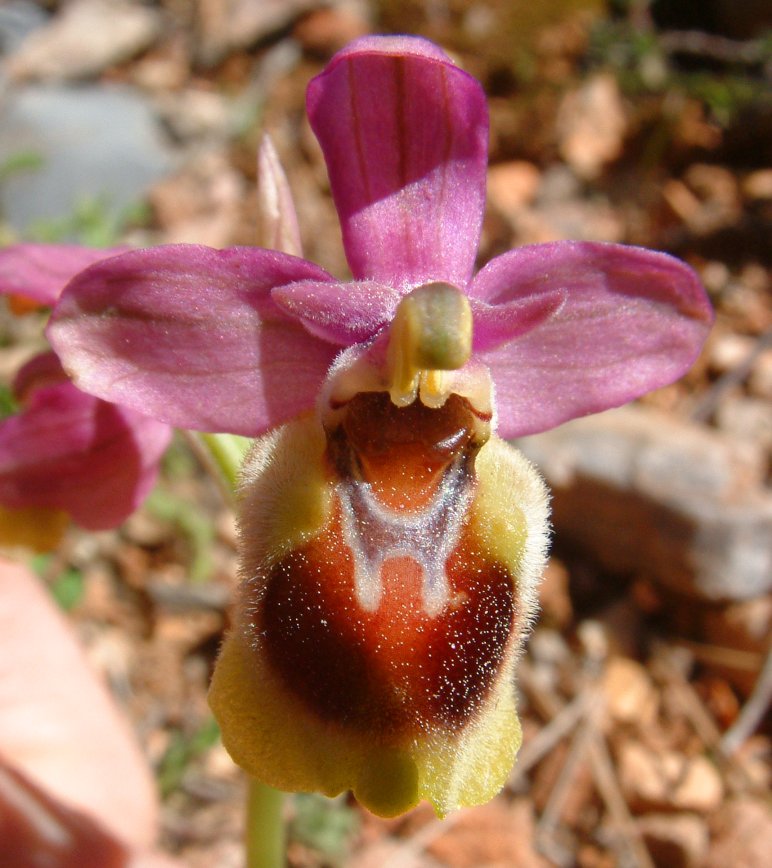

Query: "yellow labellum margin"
(209, 285), (550, 818)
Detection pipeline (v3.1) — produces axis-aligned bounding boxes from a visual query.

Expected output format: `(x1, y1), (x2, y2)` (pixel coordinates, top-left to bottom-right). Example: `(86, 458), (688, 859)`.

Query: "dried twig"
(536, 713), (596, 866)
(691, 327), (772, 423)
(512, 691), (589, 780)
(650, 642), (760, 793)
(180, 429), (235, 507)
(721, 648), (772, 756)
(674, 638), (764, 673)
(659, 30), (770, 66)
(651, 643), (725, 748)
(587, 732), (656, 868)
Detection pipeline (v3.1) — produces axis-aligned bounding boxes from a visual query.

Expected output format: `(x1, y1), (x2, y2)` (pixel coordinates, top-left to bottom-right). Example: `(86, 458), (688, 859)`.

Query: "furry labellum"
(209, 284), (550, 817)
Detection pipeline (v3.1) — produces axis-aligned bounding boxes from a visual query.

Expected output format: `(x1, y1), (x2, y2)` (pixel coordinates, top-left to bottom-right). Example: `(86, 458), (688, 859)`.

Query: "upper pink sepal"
(470, 242), (714, 438)
(47, 244), (340, 436)
(0, 243), (129, 306)
(0, 369), (171, 530)
(272, 280), (400, 346)
(307, 36), (488, 290)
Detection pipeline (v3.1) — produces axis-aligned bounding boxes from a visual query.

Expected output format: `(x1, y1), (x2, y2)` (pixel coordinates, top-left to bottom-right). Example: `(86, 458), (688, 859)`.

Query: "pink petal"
(307, 35), (488, 290)
(0, 243), (129, 306)
(0, 380), (171, 530)
(272, 280), (401, 346)
(470, 293), (567, 353)
(470, 242), (713, 438)
(12, 351), (67, 403)
(47, 245), (339, 436)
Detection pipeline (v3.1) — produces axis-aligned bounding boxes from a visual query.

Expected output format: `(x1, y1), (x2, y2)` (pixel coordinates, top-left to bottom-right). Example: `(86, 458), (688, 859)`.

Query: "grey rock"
(4, 0), (162, 82)
(0, 1), (49, 57)
(517, 406), (772, 601)
(0, 84), (174, 237)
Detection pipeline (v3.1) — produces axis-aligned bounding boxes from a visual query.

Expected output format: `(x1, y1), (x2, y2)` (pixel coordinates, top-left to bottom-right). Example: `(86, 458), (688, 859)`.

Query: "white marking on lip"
(336, 456), (473, 617)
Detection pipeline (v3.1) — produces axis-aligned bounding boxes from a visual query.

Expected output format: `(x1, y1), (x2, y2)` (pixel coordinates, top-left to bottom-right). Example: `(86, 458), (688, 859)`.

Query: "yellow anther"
(386, 283), (473, 407)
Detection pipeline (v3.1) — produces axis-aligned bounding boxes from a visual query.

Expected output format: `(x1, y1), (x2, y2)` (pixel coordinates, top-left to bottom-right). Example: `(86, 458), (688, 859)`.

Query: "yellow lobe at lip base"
(209, 412), (549, 818)
(234, 412), (332, 566)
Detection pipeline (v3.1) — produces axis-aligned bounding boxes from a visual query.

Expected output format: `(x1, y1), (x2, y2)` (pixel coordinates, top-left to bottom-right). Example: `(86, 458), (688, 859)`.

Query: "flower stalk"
(246, 779), (285, 868)
(197, 431), (286, 866)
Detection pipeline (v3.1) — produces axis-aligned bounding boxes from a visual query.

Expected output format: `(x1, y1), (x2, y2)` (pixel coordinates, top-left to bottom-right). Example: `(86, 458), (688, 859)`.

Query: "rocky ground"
(1, 1), (770, 866)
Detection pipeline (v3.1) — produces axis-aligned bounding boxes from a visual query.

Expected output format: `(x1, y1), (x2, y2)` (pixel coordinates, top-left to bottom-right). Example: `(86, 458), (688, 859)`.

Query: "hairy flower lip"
(213, 402), (551, 817)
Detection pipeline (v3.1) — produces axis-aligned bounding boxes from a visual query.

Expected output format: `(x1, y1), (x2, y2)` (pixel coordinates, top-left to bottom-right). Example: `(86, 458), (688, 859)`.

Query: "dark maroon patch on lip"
(254, 390), (513, 737)
(259, 513), (515, 736)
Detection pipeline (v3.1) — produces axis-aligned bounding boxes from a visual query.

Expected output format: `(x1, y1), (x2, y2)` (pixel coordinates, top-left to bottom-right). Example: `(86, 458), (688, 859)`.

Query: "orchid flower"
(0, 246), (171, 537)
(41, 36), (712, 817)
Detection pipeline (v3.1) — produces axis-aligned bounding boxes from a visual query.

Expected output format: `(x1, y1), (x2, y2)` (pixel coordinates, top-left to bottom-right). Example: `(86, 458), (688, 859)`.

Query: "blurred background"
(0, 1), (770, 865)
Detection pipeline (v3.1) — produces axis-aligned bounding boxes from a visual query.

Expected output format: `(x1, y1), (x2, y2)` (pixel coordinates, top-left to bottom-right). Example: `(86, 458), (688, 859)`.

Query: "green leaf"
(290, 793), (359, 865)
(50, 568), (85, 611)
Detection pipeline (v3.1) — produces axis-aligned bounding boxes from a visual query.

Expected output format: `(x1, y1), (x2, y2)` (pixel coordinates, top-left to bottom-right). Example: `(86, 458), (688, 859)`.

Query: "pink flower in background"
(4, 36), (712, 814)
(0, 247), (171, 533)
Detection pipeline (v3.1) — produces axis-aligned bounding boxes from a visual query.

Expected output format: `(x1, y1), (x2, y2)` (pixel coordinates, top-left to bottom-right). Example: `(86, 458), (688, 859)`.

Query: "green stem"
(246, 778), (286, 868)
(198, 432), (251, 490)
(195, 432), (286, 868)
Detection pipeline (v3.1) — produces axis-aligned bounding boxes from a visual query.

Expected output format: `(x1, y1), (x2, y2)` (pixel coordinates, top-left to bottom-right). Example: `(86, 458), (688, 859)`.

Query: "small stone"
(749, 350), (772, 399)
(705, 798), (772, 868)
(520, 163), (624, 241)
(156, 89), (233, 143)
(428, 798), (549, 867)
(293, 3), (371, 56)
(618, 741), (723, 812)
(742, 168), (772, 200)
(662, 179), (702, 225)
(556, 74), (627, 180)
(601, 657), (658, 726)
(700, 261), (730, 295)
(6, 0), (161, 81)
(666, 164), (742, 235)
(529, 626), (571, 667)
(708, 332), (757, 373)
(516, 196), (624, 245)
(715, 397), (772, 451)
(637, 813), (708, 868)
(685, 164), (739, 209)
(121, 510), (170, 548)
(487, 161), (541, 221)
